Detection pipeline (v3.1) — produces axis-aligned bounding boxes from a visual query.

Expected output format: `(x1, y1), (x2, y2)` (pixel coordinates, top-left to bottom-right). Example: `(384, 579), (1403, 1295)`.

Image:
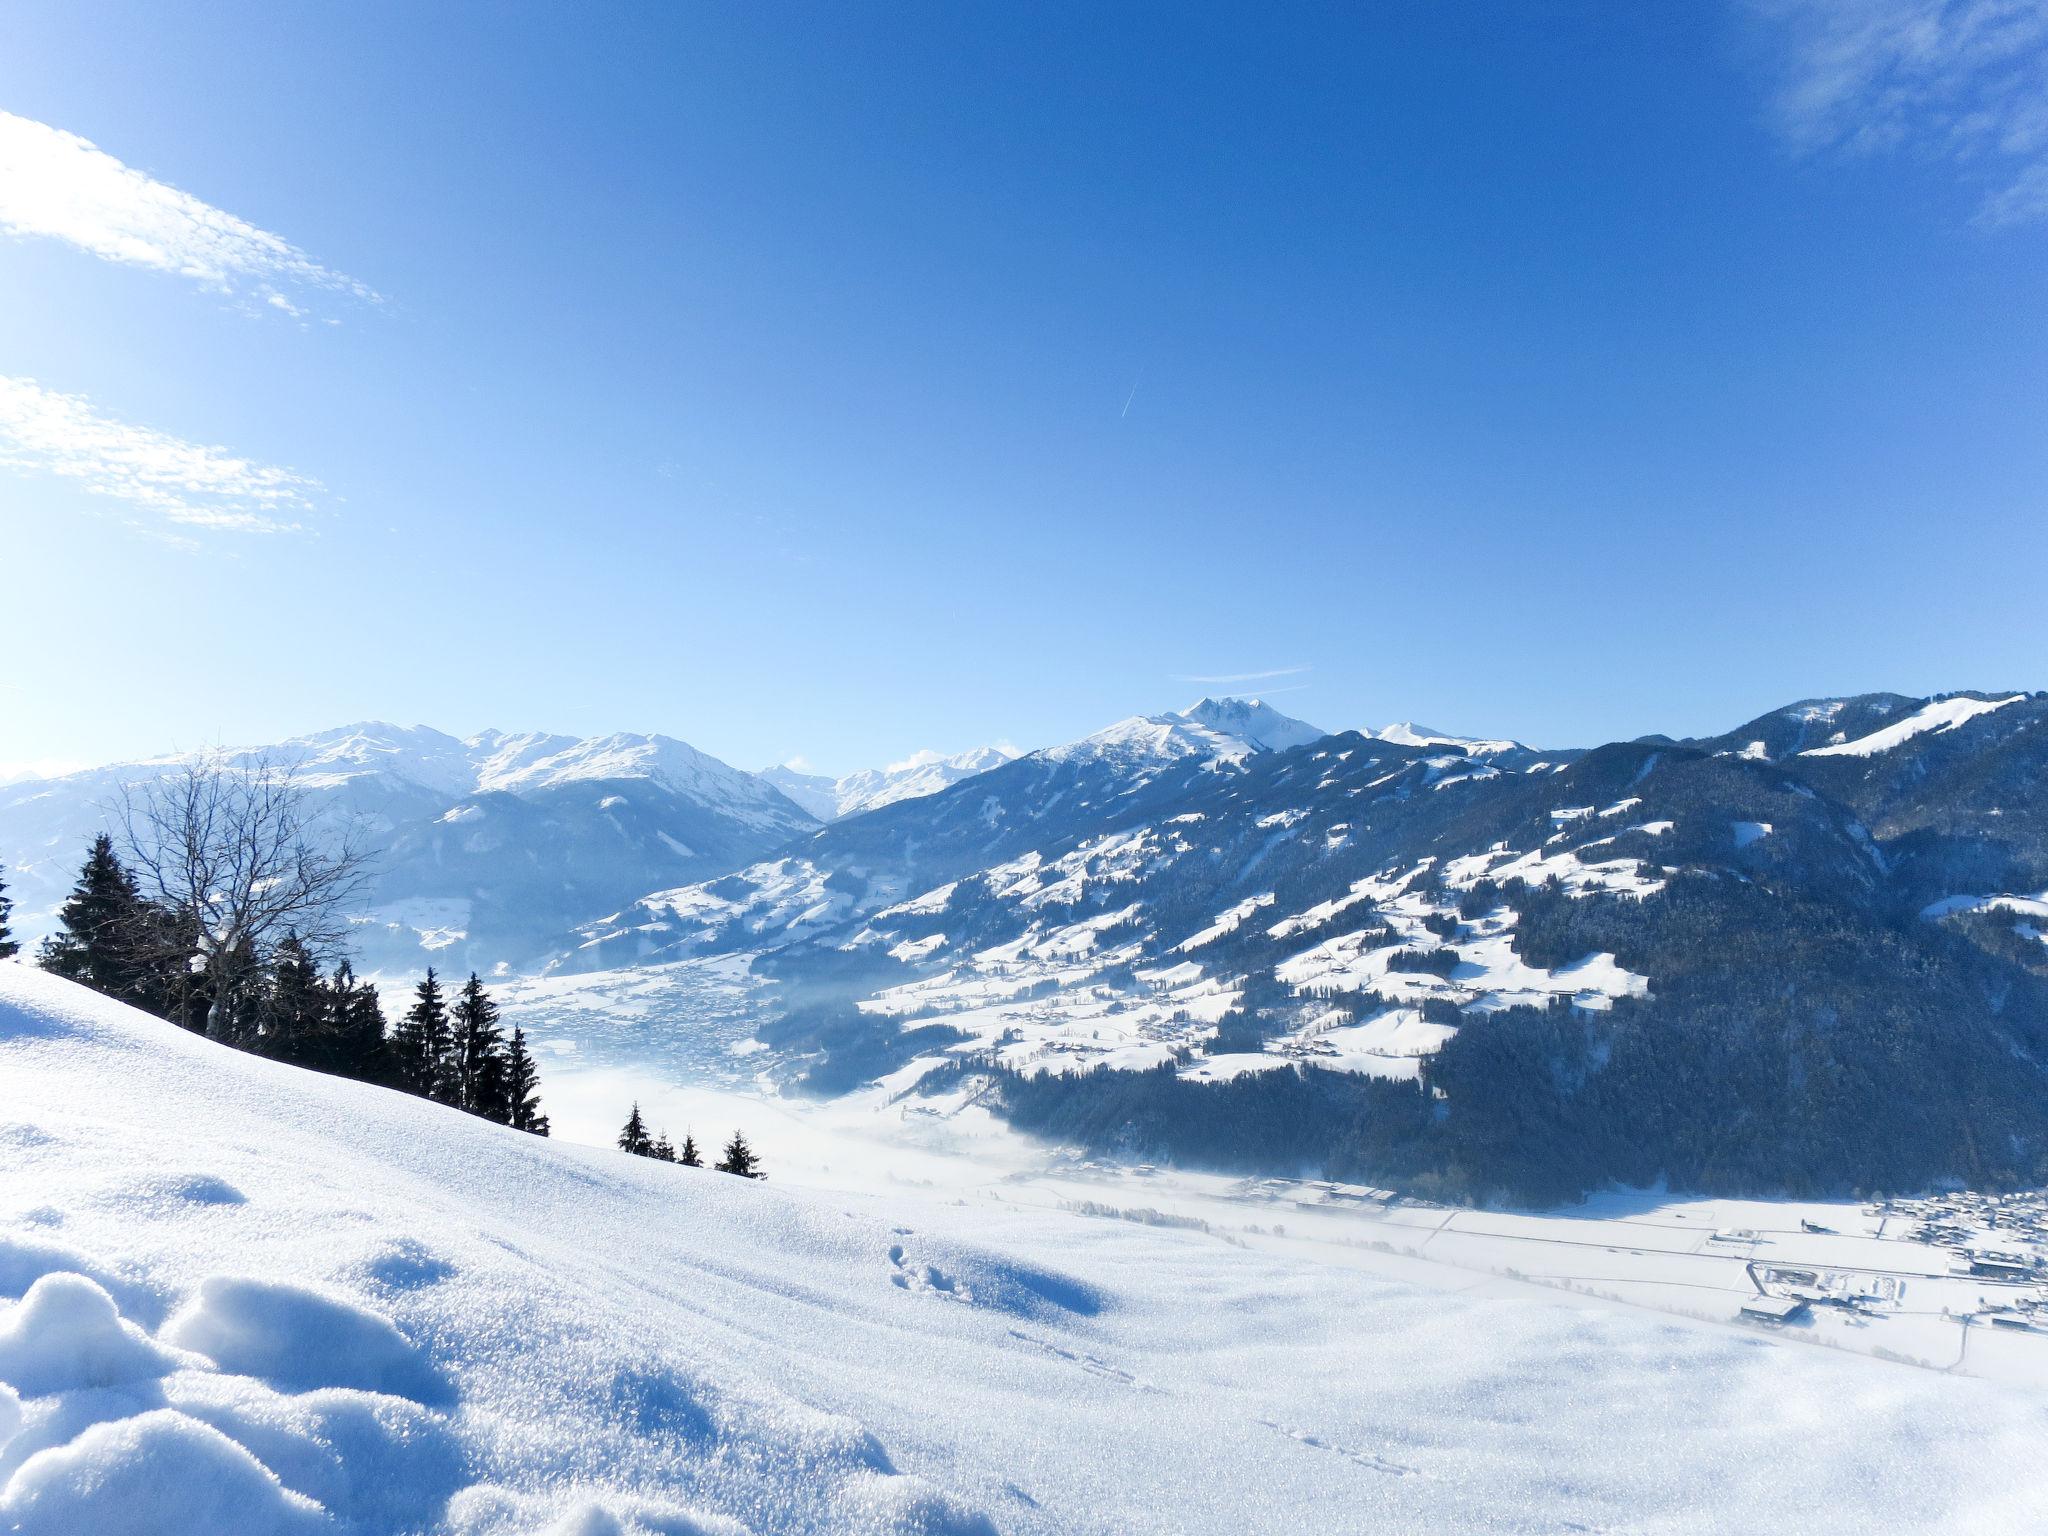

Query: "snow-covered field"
(494, 962), (2048, 1390)
(7, 966), (2048, 1534)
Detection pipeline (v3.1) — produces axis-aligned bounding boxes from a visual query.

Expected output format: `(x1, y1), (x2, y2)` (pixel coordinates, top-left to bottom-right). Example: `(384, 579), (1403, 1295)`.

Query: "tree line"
(3, 761), (767, 1175)
(3, 753), (554, 1139)
(17, 830), (551, 1133)
(616, 1102), (762, 1178)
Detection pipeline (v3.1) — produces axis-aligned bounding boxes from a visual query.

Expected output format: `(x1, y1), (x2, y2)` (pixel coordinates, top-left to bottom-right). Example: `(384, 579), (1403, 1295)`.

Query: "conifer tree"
(38, 835), (150, 1001)
(618, 1102), (652, 1157)
(327, 961), (390, 1082)
(0, 862), (16, 960)
(504, 1027), (548, 1135)
(210, 937), (267, 1049)
(451, 973), (509, 1117)
(391, 968), (452, 1099)
(677, 1132), (702, 1168)
(716, 1130), (762, 1179)
(263, 933), (325, 1063)
(651, 1131), (676, 1162)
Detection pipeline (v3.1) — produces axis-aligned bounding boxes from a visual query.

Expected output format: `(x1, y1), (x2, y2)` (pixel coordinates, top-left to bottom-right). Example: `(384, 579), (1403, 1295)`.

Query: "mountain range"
(0, 723), (818, 975)
(758, 746), (1021, 822)
(10, 687), (2048, 1199)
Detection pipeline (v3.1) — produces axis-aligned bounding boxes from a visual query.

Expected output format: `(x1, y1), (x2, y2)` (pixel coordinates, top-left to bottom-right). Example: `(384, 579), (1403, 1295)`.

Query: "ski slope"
(3, 966), (2046, 1535)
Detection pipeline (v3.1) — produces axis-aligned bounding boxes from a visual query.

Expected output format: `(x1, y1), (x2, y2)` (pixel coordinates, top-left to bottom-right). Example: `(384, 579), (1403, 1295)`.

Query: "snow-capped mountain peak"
(755, 745), (1022, 822)
(221, 722), (480, 797)
(1178, 696), (1327, 752)
(467, 731), (793, 822)
(833, 745), (1020, 817)
(1053, 698), (1326, 768)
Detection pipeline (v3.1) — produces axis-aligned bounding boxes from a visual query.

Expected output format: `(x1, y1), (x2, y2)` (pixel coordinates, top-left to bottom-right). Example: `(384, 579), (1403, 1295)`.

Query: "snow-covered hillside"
(4, 965), (2045, 1535)
(566, 688), (2048, 1201)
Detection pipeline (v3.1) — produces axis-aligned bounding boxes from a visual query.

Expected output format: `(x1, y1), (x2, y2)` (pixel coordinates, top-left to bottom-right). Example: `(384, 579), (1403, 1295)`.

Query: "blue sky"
(3, 1), (2046, 777)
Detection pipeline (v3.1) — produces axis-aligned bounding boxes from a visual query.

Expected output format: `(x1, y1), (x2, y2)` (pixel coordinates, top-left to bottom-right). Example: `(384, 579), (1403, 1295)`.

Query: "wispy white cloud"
(0, 110), (379, 311)
(1749, 0), (2048, 226)
(1171, 665), (1312, 685)
(0, 375), (320, 541)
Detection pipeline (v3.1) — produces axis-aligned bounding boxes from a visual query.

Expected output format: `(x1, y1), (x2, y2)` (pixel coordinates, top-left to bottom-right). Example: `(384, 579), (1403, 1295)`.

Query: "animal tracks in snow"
(1255, 1416), (1419, 1477)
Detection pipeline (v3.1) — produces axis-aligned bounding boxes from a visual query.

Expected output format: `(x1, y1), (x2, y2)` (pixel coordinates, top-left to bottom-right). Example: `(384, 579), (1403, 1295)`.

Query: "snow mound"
(0, 1408), (327, 1535)
(0, 1273), (178, 1396)
(164, 1276), (451, 1404)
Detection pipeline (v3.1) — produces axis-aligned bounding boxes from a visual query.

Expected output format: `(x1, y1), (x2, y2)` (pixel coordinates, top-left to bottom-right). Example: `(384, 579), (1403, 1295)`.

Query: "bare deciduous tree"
(116, 755), (374, 1040)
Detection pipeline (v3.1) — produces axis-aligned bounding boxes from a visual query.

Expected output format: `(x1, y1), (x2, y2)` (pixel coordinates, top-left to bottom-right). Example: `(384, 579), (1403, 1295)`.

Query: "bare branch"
(113, 753), (377, 1038)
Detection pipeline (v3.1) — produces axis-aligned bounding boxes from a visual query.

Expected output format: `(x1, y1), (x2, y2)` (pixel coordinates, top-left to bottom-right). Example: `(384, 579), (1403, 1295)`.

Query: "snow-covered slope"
(758, 748), (1020, 823)
(1800, 693), (2027, 759)
(4, 965), (2044, 1535)
(1373, 720), (1523, 755)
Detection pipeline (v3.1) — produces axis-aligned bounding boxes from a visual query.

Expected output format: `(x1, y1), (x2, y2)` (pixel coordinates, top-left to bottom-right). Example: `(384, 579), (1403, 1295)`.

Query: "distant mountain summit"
(758, 745), (1020, 822)
(1372, 721), (1524, 755)
(1049, 697), (1327, 770)
(1179, 696), (1327, 752)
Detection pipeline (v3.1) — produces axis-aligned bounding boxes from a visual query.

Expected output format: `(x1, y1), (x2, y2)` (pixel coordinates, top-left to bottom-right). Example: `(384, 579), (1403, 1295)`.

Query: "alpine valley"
(9, 687), (2048, 1203)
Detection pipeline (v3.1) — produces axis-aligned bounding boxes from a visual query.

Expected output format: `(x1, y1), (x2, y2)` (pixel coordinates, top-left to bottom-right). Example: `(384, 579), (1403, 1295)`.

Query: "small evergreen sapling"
(677, 1132), (702, 1168)
(716, 1130), (762, 1179)
(618, 1102), (652, 1157)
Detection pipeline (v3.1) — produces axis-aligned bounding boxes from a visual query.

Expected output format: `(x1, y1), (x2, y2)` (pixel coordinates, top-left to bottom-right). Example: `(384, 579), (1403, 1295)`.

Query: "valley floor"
(0, 965), (2008, 1532)
(499, 957), (2048, 1393)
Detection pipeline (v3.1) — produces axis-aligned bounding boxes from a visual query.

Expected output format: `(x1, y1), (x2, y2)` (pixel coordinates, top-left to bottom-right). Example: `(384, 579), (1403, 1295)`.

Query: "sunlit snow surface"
(1799, 693), (2025, 757)
(7, 969), (2048, 1533)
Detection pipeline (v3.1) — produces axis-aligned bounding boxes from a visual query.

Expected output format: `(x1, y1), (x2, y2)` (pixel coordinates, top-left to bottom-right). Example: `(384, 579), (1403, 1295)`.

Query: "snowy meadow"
(4, 966), (2047, 1535)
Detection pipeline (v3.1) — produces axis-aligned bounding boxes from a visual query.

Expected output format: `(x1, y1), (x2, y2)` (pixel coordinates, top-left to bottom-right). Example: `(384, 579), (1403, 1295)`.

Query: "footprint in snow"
(887, 1244), (962, 1297)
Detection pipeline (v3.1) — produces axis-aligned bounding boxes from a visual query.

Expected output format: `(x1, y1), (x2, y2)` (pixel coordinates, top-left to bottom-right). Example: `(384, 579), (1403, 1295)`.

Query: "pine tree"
(0, 862), (16, 960)
(327, 961), (390, 1082)
(391, 968), (452, 1099)
(651, 1131), (676, 1162)
(677, 1132), (702, 1168)
(262, 933), (325, 1063)
(38, 836), (150, 1002)
(716, 1130), (762, 1179)
(618, 1102), (652, 1157)
(210, 937), (267, 1049)
(504, 1027), (549, 1135)
(451, 973), (509, 1117)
